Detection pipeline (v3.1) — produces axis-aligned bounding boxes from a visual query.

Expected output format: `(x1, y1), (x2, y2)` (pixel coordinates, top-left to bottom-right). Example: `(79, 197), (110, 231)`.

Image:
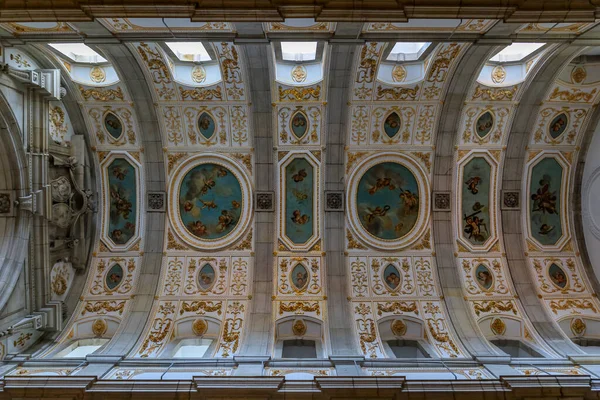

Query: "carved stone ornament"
(292, 319), (307, 336)
(147, 191), (166, 212)
(256, 191), (274, 212)
(433, 191), (451, 211)
(192, 318), (208, 336)
(390, 319), (407, 337)
(92, 318), (108, 337)
(490, 317), (506, 336)
(51, 176), (72, 203)
(325, 191), (344, 211)
(0, 193), (11, 214)
(501, 190), (520, 210)
(571, 318), (586, 337)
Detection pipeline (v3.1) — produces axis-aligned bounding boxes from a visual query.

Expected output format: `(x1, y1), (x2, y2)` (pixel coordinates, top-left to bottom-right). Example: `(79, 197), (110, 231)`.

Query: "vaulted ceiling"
(1, 18), (600, 382)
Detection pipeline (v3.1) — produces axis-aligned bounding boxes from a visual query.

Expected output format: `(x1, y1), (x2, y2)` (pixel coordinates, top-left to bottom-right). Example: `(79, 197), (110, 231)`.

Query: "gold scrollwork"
(377, 301), (419, 316)
(180, 301), (223, 315)
(278, 85), (321, 101)
(279, 301), (320, 315)
(79, 86), (125, 101)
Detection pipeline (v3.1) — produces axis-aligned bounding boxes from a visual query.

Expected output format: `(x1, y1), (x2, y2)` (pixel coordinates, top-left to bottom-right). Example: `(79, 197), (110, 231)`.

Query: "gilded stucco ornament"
(570, 318), (586, 336)
(491, 65), (506, 84)
(390, 319), (407, 336)
(92, 319), (108, 337)
(291, 65), (307, 83)
(90, 66), (106, 83)
(490, 318), (506, 335)
(191, 65), (207, 83)
(571, 66), (587, 84)
(391, 65), (407, 83)
(192, 318), (208, 336)
(292, 319), (307, 336)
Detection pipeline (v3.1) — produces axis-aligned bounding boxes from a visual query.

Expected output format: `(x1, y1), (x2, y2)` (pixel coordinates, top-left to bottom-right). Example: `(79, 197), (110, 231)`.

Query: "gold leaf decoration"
(179, 86), (223, 101)
(490, 317), (506, 335)
(90, 66), (106, 83)
(278, 85), (321, 101)
(79, 86), (125, 101)
(292, 319), (307, 336)
(391, 65), (407, 83)
(571, 318), (586, 336)
(390, 319), (407, 336)
(192, 318), (208, 336)
(191, 65), (206, 83)
(491, 65), (506, 84)
(92, 319), (108, 337)
(291, 65), (307, 83)
(571, 66), (587, 84)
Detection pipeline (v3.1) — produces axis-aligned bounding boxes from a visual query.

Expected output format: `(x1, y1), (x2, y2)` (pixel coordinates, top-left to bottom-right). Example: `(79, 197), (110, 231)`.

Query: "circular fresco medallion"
(197, 112), (216, 140)
(475, 111), (494, 138)
(347, 153), (429, 250)
(383, 264), (402, 291)
(169, 154), (253, 250)
(290, 263), (309, 292)
(106, 263), (124, 290)
(474, 264), (494, 291)
(548, 113), (568, 139)
(290, 111), (308, 139)
(384, 112), (401, 138)
(548, 263), (568, 289)
(104, 112), (123, 140)
(198, 263), (216, 291)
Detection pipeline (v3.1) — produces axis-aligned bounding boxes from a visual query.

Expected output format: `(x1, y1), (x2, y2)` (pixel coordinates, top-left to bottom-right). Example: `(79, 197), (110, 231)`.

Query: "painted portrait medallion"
(290, 263), (309, 291)
(548, 113), (568, 139)
(461, 157), (491, 245)
(384, 112), (401, 138)
(108, 158), (137, 245)
(357, 162), (419, 240)
(530, 157), (563, 246)
(474, 264), (493, 291)
(104, 112), (123, 140)
(198, 263), (216, 291)
(290, 111), (308, 139)
(285, 158), (314, 245)
(548, 263), (568, 289)
(383, 264), (402, 291)
(179, 163), (242, 240)
(197, 112), (216, 140)
(106, 263), (124, 290)
(475, 111), (494, 138)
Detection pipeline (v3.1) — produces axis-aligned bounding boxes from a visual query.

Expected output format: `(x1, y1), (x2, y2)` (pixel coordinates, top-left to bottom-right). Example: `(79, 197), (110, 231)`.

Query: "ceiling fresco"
(6, 18), (600, 385)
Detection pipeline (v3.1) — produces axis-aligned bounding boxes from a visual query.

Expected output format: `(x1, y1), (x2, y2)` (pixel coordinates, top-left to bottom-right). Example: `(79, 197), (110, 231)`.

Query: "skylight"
(49, 43), (107, 63)
(387, 42), (430, 62)
(489, 43), (545, 62)
(281, 42), (317, 62)
(173, 343), (211, 358)
(166, 42), (211, 62)
(63, 344), (102, 358)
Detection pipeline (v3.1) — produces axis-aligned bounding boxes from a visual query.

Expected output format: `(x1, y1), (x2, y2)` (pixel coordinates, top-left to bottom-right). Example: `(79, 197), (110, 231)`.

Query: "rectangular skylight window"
(489, 43), (545, 62)
(281, 41), (317, 62)
(49, 43), (107, 63)
(166, 42), (211, 62)
(63, 345), (102, 358)
(387, 42), (430, 62)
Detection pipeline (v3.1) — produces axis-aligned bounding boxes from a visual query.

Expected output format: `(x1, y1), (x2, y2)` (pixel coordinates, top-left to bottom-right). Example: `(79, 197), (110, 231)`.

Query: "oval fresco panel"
(475, 111), (494, 138)
(104, 112), (123, 140)
(548, 263), (568, 289)
(461, 157), (491, 245)
(290, 263), (309, 291)
(474, 264), (493, 291)
(108, 158), (137, 245)
(357, 162), (419, 240)
(290, 111), (308, 139)
(197, 112), (216, 140)
(383, 264), (402, 291)
(530, 157), (563, 246)
(285, 158), (314, 245)
(384, 112), (401, 138)
(179, 163), (242, 240)
(549, 113), (568, 139)
(106, 263), (124, 290)
(198, 263), (216, 291)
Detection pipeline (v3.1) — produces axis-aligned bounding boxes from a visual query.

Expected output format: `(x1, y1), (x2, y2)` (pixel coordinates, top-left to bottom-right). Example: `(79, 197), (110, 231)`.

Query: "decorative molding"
(256, 191), (274, 212)
(147, 191), (166, 212)
(433, 191), (450, 211)
(501, 190), (520, 210)
(325, 191), (344, 212)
